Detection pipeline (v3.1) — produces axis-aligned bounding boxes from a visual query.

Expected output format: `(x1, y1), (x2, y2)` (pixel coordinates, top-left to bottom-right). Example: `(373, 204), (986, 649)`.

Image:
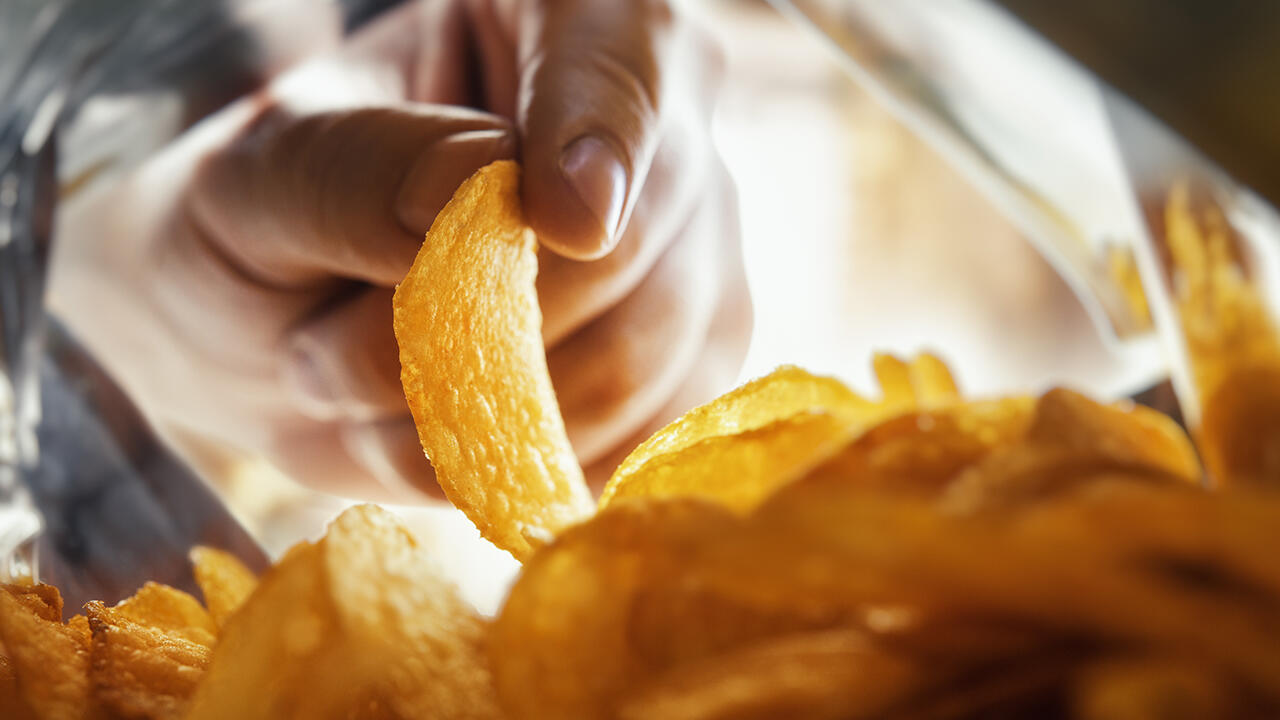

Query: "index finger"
(188, 103), (515, 288)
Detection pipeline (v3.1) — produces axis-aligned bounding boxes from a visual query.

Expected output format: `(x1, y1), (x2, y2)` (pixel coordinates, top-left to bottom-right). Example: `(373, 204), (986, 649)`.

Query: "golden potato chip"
(602, 411), (852, 513)
(905, 352), (961, 406)
(605, 367), (868, 486)
(186, 505), (501, 720)
(85, 601), (210, 720)
(872, 353), (915, 406)
(797, 397), (1035, 496)
(491, 499), (738, 720)
(394, 160), (592, 559)
(111, 583), (216, 646)
(601, 357), (966, 512)
(1, 581), (62, 624)
(0, 655), (37, 720)
(888, 650), (1073, 718)
(189, 546), (257, 629)
(1163, 181), (1280, 488)
(736, 479), (1280, 692)
(1198, 364), (1280, 487)
(0, 586), (94, 720)
(600, 366), (893, 509)
(1073, 657), (1233, 720)
(943, 389), (1200, 512)
(615, 629), (921, 720)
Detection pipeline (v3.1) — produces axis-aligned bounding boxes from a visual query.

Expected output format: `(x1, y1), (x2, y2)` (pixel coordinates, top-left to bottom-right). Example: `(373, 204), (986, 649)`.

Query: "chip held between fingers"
(393, 160), (594, 560)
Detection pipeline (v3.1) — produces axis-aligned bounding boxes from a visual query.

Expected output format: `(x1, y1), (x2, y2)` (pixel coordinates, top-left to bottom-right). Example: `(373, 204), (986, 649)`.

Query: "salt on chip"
(394, 160), (592, 559)
(189, 546), (257, 629)
(186, 504), (501, 720)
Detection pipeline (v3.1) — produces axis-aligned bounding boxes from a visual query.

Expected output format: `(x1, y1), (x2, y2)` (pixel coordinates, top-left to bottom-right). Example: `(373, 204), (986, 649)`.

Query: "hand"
(50, 0), (751, 501)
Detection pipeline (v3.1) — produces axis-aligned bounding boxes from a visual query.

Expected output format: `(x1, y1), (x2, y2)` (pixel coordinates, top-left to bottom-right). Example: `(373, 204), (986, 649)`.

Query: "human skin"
(50, 0), (751, 500)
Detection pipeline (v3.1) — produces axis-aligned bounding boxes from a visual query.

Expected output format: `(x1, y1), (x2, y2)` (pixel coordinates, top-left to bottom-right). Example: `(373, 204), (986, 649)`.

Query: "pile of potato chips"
(7, 357), (1279, 719)
(4, 162), (1279, 718)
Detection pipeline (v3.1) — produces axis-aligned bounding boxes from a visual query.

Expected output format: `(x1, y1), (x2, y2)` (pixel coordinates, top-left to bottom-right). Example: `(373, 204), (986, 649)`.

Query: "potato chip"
(734, 480), (1280, 694)
(615, 629), (921, 720)
(797, 397), (1035, 496)
(186, 504), (501, 720)
(602, 411), (852, 513)
(600, 366), (895, 510)
(0, 586), (94, 720)
(491, 499), (738, 720)
(189, 546), (257, 629)
(1163, 181), (1280, 488)
(943, 389), (1200, 512)
(0, 655), (38, 720)
(85, 601), (210, 720)
(601, 357), (970, 512)
(888, 650), (1074, 718)
(905, 352), (961, 406)
(110, 583), (216, 646)
(604, 367), (868, 486)
(1, 581), (62, 624)
(1198, 365), (1280, 488)
(394, 160), (592, 559)
(1073, 657), (1233, 720)
(872, 354), (915, 406)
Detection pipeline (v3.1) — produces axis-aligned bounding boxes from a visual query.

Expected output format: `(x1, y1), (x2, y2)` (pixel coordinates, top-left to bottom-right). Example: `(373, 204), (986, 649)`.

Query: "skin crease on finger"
(47, 0), (750, 506)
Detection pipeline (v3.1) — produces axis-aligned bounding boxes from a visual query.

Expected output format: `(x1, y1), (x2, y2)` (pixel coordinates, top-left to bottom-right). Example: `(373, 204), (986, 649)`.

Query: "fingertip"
(524, 134), (628, 261)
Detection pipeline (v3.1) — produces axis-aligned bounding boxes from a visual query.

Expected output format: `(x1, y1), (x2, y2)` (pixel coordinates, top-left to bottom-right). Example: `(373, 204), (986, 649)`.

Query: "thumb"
(516, 0), (674, 260)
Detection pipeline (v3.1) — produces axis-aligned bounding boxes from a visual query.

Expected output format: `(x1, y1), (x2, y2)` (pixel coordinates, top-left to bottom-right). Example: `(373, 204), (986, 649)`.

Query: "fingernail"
(283, 336), (340, 420)
(560, 135), (627, 251)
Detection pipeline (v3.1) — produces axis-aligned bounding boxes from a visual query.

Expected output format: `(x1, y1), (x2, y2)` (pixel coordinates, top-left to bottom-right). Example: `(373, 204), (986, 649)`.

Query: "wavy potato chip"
(189, 546), (257, 629)
(797, 397), (1035, 496)
(616, 629), (920, 720)
(602, 411), (852, 512)
(0, 655), (37, 719)
(491, 500), (738, 720)
(109, 583), (215, 645)
(0, 586), (94, 720)
(85, 600), (211, 720)
(600, 366), (891, 510)
(903, 352), (961, 406)
(186, 505), (501, 720)
(1073, 657), (1233, 720)
(1, 582), (62, 624)
(942, 389), (1200, 512)
(600, 357), (963, 512)
(394, 160), (592, 559)
(872, 352), (958, 408)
